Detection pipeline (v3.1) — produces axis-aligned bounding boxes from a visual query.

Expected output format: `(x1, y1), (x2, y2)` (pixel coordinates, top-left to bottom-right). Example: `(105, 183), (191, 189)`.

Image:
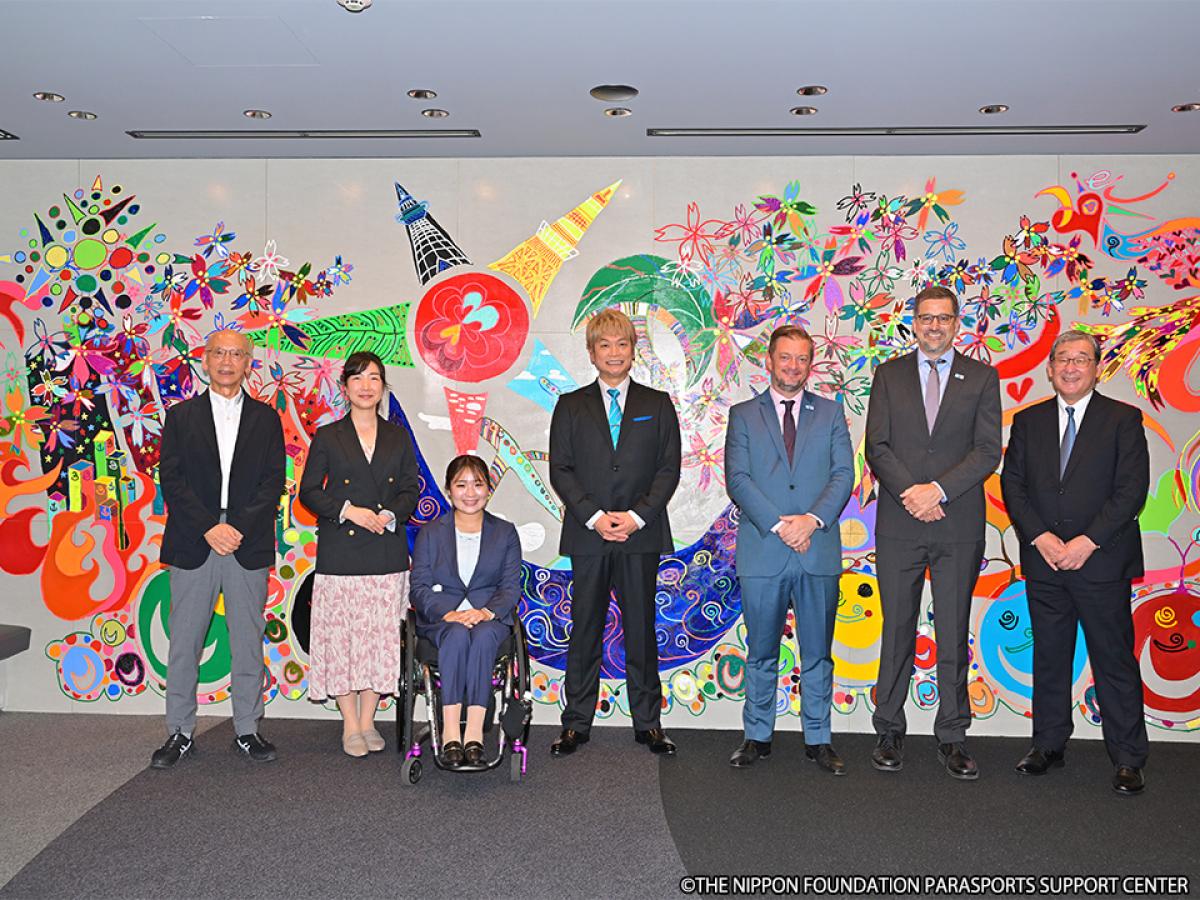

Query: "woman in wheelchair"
(409, 454), (522, 767)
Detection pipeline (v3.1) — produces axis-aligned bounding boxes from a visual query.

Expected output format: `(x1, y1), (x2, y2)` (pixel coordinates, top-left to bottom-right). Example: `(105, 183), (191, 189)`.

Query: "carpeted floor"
(2, 715), (1198, 899)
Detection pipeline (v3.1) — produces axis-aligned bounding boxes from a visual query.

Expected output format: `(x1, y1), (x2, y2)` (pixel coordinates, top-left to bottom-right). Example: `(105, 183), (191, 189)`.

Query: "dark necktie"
(782, 399), (796, 465)
(1060, 406), (1076, 477)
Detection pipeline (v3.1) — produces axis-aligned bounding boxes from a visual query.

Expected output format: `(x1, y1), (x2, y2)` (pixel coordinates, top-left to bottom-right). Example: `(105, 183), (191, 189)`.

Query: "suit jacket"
(549, 379), (681, 556)
(409, 511), (523, 630)
(159, 390), (285, 570)
(726, 389), (853, 577)
(298, 415), (420, 575)
(1000, 392), (1148, 582)
(865, 350), (1001, 543)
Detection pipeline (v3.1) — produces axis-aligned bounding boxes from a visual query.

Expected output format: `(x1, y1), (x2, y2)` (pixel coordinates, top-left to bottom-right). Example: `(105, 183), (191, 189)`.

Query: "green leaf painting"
(245, 303), (414, 367)
(575, 254), (715, 334)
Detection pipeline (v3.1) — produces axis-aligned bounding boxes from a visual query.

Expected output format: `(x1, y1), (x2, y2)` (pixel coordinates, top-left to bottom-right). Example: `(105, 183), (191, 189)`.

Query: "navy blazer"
(298, 415), (419, 575)
(725, 389), (853, 577)
(409, 511), (523, 630)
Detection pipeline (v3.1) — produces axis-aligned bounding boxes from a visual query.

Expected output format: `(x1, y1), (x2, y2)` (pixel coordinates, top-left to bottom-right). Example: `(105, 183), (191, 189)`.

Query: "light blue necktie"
(1060, 406), (1076, 477)
(607, 387), (622, 448)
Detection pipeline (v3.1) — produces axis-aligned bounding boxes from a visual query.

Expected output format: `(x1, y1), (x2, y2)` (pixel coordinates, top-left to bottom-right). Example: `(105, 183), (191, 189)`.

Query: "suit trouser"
(1027, 573), (1148, 767)
(166, 550), (270, 738)
(425, 619), (510, 708)
(740, 557), (838, 743)
(872, 536), (984, 743)
(562, 551), (662, 732)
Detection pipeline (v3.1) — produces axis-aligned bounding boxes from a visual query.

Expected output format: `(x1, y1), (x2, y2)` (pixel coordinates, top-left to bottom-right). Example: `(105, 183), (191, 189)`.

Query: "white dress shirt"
(454, 529), (482, 612)
(209, 390), (243, 509)
(585, 377), (645, 531)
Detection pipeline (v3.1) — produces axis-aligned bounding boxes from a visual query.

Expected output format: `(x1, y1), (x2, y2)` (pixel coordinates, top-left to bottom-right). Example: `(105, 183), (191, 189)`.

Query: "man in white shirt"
(152, 329), (285, 768)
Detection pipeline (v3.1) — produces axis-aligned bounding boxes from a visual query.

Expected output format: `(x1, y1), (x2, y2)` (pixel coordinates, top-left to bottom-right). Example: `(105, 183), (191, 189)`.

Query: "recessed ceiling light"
(421, 108), (450, 119)
(408, 89), (437, 100)
(1171, 102), (1200, 113)
(33, 91), (65, 103)
(243, 109), (272, 119)
(128, 128), (481, 140)
(648, 124), (1145, 138)
(790, 106), (819, 116)
(590, 85), (639, 102)
(796, 85), (828, 97)
(604, 107), (633, 118)
(67, 110), (97, 120)
(979, 104), (1009, 115)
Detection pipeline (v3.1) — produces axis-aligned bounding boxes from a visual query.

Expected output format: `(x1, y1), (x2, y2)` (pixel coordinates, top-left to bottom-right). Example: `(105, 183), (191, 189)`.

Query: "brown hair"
(767, 324), (814, 357)
(913, 285), (959, 316)
(444, 454), (491, 491)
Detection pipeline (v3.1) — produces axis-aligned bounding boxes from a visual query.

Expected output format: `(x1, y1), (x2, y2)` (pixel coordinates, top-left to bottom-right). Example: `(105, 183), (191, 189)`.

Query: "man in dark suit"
(725, 326), (853, 772)
(1000, 329), (1150, 795)
(865, 285), (1001, 779)
(151, 329), (285, 768)
(549, 308), (682, 756)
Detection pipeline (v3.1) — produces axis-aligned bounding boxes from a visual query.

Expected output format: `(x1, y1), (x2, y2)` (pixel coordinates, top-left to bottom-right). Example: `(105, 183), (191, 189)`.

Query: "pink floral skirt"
(308, 571), (408, 701)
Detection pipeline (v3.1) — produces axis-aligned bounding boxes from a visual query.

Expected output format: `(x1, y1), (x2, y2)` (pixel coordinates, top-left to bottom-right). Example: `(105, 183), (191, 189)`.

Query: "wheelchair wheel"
(509, 752), (523, 783)
(401, 756), (422, 786)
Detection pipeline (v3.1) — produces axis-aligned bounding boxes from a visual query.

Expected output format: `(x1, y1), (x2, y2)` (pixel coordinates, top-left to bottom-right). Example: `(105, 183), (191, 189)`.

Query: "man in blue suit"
(724, 325), (854, 771)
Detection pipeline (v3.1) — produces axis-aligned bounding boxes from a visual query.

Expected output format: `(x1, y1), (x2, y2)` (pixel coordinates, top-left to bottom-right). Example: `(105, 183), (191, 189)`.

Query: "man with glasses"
(865, 285), (1001, 779)
(151, 329), (285, 768)
(1000, 330), (1150, 795)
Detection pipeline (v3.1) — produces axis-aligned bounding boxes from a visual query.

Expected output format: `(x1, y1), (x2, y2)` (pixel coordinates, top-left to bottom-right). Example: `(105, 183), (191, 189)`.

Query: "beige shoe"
(342, 732), (368, 758)
(362, 727), (385, 753)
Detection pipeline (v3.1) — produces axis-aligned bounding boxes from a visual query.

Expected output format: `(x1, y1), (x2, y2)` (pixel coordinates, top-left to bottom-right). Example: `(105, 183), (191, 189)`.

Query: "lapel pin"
(804, 404), (814, 410)
(954, 372), (964, 380)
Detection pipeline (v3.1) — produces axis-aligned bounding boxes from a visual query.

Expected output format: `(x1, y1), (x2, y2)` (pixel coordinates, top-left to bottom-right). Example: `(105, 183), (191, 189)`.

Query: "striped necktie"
(607, 388), (622, 448)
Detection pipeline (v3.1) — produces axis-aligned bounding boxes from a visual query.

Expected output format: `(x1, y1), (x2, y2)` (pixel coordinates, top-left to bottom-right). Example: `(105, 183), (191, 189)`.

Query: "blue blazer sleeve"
(478, 522), (522, 623)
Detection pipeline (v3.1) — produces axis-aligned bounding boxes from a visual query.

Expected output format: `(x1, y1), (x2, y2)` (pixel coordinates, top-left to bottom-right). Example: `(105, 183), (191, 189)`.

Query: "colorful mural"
(1, 166), (1198, 734)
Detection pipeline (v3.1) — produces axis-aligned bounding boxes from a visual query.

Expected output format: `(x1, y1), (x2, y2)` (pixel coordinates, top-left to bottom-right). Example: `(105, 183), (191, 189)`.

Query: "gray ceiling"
(2, 0), (1199, 160)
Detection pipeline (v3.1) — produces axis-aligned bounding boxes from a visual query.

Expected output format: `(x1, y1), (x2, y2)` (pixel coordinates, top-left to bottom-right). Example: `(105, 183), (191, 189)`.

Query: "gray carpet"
(0, 713), (223, 890)
(660, 729), (1200, 888)
(1, 719), (686, 900)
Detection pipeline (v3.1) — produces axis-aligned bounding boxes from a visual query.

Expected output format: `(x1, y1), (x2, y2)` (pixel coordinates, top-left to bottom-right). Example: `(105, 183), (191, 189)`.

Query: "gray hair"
(1049, 329), (1100, 362)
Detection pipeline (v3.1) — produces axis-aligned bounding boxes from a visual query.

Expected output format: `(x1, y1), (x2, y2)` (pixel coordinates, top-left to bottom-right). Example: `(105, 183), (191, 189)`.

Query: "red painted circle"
(413, 270), (529, 382)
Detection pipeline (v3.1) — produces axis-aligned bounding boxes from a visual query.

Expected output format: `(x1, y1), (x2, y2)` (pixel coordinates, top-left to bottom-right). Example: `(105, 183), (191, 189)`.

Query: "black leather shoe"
(463, 741), (484, 766)
(233, 732), (277, 763)
(1112, 765), (1145, 796)
(937, 742), (979, 780)
(871, 734), (904, 771)
(635, 727), (677, 755)
(150, 732), (194, 769)
(1015, 747), (1064, 776)
(805, 743), (847, 776)
(550, 728), (589, 756)
(729, 739), (772, 767)
(442, 741), (465, 767)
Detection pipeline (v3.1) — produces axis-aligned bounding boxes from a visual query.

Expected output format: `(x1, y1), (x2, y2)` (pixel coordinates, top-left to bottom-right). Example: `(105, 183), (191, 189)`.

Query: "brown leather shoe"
(805, 743), (847, 776)
(729, 739), (771, 767)
(1112, 765), (1145, 796)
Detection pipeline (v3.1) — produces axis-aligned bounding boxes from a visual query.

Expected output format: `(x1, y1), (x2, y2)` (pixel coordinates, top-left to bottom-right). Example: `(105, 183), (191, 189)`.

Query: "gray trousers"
(166, 550), (270, 738)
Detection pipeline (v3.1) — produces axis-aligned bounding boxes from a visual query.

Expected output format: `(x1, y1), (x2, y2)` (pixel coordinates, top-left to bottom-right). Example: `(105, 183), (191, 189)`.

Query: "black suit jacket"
(409, 511), (522, 629)
(298, 415), (420, 575)
(1000, 392), (1148, 582)
(549, 379), (681, 555)
(865, 350), (1001, 543)
(159, 390), (285, 570)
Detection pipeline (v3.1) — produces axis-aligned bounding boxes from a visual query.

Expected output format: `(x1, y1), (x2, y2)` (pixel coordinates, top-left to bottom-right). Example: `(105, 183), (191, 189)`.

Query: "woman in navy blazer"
(410, 455), (522, 766)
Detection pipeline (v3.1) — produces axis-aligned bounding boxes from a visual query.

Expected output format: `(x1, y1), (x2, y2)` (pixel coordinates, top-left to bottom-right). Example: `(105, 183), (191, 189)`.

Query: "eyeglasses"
(915, 313), (957, 326)
(1051, 355), (1096, 368)
(207, 348), (250, 360)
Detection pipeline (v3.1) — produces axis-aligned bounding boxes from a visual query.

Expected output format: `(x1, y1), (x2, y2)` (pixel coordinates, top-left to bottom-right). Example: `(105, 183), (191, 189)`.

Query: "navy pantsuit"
(409, 511), (522, 708)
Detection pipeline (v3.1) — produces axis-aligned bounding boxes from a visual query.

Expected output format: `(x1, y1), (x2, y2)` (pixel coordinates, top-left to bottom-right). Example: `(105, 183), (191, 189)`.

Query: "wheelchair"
(395, 608), (533, 785)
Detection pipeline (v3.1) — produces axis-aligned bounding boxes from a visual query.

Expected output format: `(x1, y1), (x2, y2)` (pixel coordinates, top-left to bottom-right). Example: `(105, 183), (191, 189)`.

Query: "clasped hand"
(776, 514), (817, 553)
(204, 523), (243, 556)
(901, 483), (945, 522)
(443, 607), (493, 628)
(345, 504), (390, 535)
(1033, 532), (1097, 571)
(596, 511), (638, 542)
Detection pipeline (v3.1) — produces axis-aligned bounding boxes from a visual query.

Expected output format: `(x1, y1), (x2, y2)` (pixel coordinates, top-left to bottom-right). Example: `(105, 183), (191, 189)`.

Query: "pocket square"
(432, 584), (443, 593)
(632, 415), (653, 422)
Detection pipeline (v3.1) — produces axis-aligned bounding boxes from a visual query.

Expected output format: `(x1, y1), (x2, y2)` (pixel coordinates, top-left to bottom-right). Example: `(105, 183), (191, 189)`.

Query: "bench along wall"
(0, 155), (1197, 741)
